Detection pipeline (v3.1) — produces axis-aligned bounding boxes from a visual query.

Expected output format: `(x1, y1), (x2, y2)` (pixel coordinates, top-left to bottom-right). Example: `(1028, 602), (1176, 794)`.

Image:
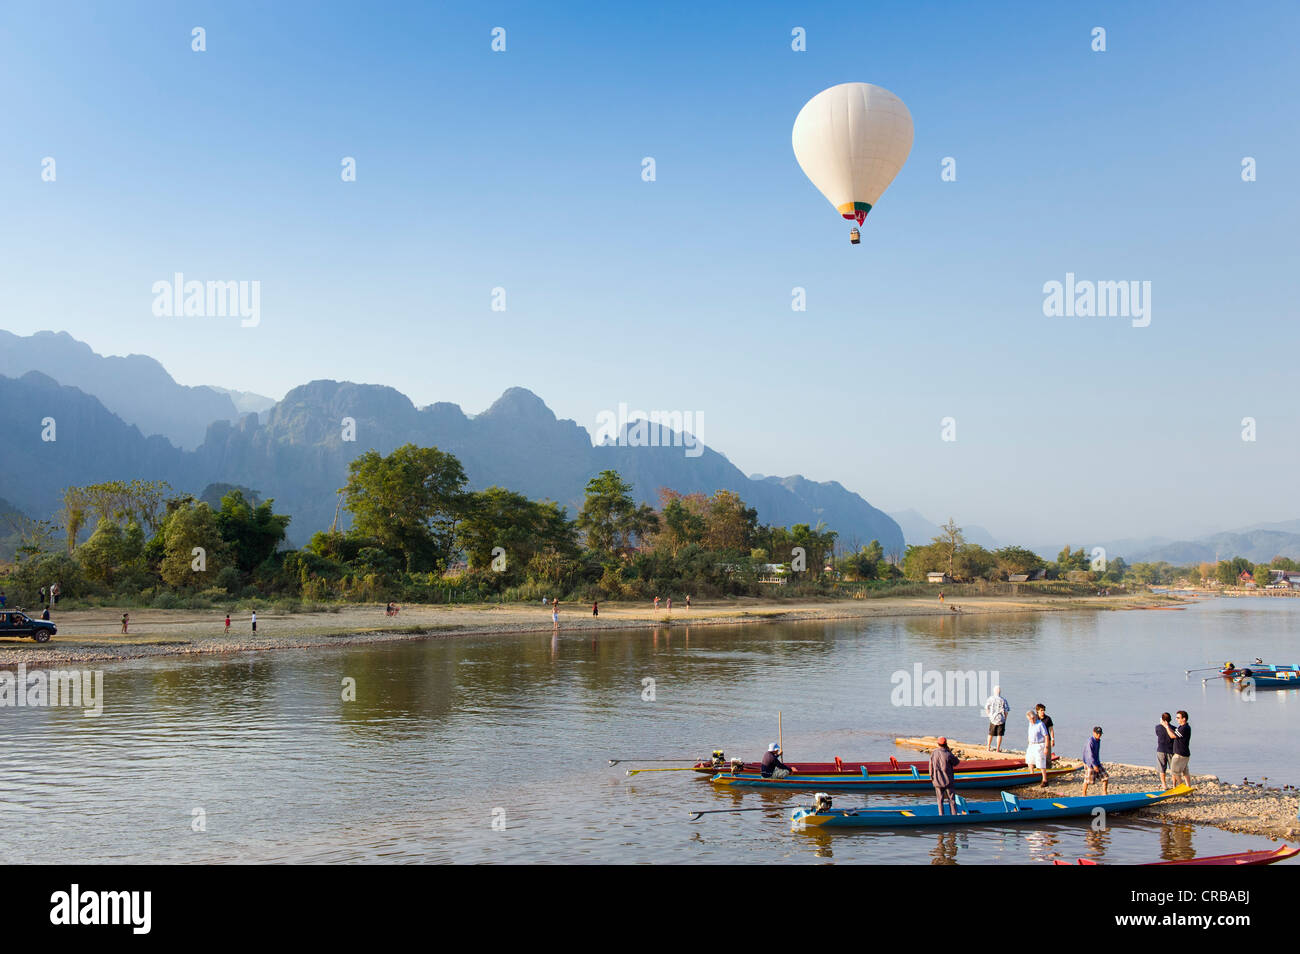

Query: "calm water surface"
(1, 598), (1297, 864)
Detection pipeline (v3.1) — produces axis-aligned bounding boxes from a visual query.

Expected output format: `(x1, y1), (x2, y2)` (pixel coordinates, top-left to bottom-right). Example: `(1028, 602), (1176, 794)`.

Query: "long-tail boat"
(1232, 670), (1300, 689)
(791, 784), (1190, 829)
(1054, 844), (1297, 866)
(1219, 661), (1298, 676)
(714, 764), (1079, 792)
(691, 753), (1057, 775)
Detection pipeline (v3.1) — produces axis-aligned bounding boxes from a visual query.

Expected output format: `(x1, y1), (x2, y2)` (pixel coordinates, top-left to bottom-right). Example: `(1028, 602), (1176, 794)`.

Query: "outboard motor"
(709, 750), (727, 769)
(813, 792), (833, 813)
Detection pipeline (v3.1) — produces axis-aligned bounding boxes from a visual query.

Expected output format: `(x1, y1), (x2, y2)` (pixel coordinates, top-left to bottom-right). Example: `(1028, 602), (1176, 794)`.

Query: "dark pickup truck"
(0, 611), (56, 642)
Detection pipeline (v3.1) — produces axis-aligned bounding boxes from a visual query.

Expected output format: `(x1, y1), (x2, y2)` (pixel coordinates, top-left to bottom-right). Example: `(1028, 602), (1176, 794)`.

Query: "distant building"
(1008, 569), (1047, 583)
(927, 572), (952, 584)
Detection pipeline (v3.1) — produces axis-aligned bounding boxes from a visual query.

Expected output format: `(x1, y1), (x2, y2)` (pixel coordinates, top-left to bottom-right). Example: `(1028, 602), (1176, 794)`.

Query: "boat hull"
(692, 756), (1054, 775)
(715, 765), (1079, 792)
(1233, 672), (1300, 689)
(1056, 845), (1298, 866)
(792, 784), (1191, 829)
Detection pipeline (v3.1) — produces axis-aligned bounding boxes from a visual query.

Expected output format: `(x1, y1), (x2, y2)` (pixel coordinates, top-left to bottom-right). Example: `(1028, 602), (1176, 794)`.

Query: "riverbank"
(896, 736), (1300, 842)
(0, 591), (1181, 666)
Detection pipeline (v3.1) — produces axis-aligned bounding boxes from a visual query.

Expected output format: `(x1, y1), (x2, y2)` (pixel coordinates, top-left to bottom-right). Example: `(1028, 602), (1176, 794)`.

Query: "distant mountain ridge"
(0, 330), (240, 449)
(0, 339), (904, 552)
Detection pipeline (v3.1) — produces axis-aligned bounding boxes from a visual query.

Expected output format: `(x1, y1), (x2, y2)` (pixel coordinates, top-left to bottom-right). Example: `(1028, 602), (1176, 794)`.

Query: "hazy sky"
(2, 1), (1296, 547)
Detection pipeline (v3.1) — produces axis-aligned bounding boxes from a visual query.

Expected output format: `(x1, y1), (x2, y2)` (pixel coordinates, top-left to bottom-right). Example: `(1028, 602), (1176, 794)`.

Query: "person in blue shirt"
(1155, 711), (1174, 788)
(1082, 726), (1108, 795)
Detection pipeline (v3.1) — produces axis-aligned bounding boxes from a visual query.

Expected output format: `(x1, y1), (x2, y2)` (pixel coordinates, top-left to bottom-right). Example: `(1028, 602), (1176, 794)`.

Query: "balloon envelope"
(792, 82), (913, 225)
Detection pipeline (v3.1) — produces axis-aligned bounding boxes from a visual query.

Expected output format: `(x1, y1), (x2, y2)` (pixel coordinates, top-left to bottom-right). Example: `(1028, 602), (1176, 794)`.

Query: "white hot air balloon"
(792, 82), (913, 243)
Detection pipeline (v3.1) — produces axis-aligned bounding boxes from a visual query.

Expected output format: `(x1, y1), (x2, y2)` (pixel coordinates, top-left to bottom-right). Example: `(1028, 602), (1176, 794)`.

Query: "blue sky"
(2, 1), (1297, 547)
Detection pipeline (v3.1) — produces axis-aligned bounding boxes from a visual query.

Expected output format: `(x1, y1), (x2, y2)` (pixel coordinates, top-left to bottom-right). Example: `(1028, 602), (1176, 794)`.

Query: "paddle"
(625, 766), (704, 776)
(608, 758), (698, 766)
(687, 807), (790, 821)
(1184, 667), (1223, 674)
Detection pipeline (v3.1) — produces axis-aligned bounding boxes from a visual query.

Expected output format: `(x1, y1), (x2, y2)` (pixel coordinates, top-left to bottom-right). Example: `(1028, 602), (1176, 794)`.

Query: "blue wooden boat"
(1233, 670), (1300, 689)
(1220, 662), (1299, 676)
(790, 784), (1191, 829)
(713, 765), (1078, 792)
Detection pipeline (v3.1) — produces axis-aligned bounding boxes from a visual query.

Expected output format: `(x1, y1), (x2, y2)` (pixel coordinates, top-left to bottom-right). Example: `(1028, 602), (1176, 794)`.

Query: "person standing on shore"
(984, 685), (1009, 751)
(121, 612), (129, 634)
(653, 596), (660, 612)
(666, 596), (671, 612)
(552, 603), (559, 627)
(1159, 712), (1180, 790)
(1082, 726), (1109, 795)
(1035, 703), (1055, 766)
(1163, 711), (1192, 788)
(224, 614), (231, 633)
(1025, 710), (1049, 786)
(40, 586), (47, 607)
(592, 600), (598, 616)
(251, 611), (257, 634)
(685, 595), (691, 610)
(929, 736), (961, 814)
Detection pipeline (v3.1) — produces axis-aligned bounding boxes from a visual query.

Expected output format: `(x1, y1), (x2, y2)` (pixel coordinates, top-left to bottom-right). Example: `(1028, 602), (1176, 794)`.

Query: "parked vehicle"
(0, 611), (57, 642)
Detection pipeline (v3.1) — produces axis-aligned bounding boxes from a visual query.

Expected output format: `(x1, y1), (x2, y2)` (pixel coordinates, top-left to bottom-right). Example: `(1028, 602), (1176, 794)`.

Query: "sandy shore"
(0, 592), (1175, 666)
(897, 736), (1300, 842)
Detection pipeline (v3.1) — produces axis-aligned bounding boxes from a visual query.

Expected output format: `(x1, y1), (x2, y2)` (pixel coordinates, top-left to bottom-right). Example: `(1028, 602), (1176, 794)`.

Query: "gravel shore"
(898, 737), (1300, 842)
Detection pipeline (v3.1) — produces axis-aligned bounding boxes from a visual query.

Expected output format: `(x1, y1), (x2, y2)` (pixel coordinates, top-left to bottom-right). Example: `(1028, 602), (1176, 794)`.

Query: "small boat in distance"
(1233, 670), (1300, 689)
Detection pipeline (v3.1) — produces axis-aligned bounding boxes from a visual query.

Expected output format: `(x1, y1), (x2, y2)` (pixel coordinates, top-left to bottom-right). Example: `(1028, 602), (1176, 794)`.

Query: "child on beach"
(224, 614), (231, 633)
(121, 612), (129, 634)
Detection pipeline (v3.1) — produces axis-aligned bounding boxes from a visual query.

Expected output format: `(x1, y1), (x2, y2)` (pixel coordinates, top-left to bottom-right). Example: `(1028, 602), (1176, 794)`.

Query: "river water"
(1, 598), (1296, 864)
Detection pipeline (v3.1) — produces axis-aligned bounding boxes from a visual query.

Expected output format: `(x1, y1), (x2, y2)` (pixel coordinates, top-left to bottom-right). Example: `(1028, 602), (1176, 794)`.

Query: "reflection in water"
(1158, 823), (1195, 861)
(931, 831), (960, 865)
(0, 601), (1296, 863)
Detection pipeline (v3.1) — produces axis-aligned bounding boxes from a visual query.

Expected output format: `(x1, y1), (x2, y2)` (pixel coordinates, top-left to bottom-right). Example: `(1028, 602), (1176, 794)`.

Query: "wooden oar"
(608, 758), (698, 766)
(687, 807), (789, 821)
(625, 766), (703, 776)
(1185, 667), (1223, 674)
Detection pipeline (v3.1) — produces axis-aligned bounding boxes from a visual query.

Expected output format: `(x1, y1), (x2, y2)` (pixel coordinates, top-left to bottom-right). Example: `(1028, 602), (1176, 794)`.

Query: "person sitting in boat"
(760, 743), (794, 779)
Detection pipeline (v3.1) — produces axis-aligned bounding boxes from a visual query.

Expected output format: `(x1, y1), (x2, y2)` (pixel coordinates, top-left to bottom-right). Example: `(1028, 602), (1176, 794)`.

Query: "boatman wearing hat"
(760, 743), (793, 779)
(1082, 726), (1109, 795)
(929, 737), (961, 814)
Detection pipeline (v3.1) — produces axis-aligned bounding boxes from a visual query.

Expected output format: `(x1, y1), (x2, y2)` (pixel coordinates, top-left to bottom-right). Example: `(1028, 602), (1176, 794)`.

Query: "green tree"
(994, 546), (1045, 577)
(215, 490), (291, 573)
(159, 502), (230, 587)
(343, 444), (468, 572)
(938, 519), (964, 578)
(457, 487), (578, 578)
(577, 470), (636, 556)
(658, 491), (706, 555)
(703, 490), (757, 553)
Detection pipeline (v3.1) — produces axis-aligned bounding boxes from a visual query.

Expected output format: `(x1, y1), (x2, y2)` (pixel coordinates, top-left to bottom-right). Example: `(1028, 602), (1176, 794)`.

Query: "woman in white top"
(1025, 710), (1049, 786)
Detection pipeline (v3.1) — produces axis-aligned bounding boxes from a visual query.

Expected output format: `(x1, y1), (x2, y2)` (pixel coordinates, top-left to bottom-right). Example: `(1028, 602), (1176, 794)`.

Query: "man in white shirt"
(985, 686), (1009, 752)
